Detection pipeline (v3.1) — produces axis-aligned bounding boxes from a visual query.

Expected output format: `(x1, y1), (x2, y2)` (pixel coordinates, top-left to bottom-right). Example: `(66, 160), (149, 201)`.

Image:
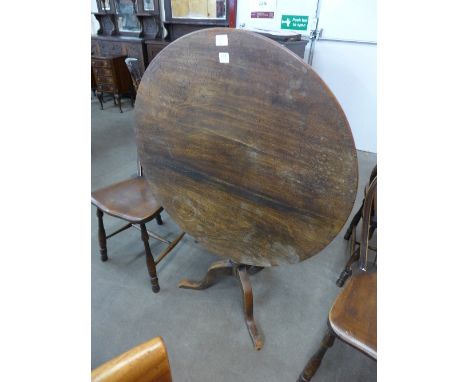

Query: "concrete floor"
(91, 97), (377, 381)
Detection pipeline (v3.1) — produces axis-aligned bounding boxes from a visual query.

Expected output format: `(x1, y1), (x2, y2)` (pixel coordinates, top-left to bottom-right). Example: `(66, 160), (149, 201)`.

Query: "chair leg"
(155, 212), (163, 226)
(96, 208), (108, 261)
(297, 330), (336, 382)
(140, 223), (160, 293)
(344, 204), (363, 240)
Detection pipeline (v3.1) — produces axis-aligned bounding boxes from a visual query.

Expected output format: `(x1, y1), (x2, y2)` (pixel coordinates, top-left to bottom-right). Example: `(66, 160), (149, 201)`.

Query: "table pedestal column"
(179, 260), (264, 350)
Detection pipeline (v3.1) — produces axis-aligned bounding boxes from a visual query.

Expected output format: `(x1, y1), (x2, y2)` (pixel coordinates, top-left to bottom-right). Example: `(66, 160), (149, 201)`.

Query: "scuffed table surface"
(135, 28), (358, 266)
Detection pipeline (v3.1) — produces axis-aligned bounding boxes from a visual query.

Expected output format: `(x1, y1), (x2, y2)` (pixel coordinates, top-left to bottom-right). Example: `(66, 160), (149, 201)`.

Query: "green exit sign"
(281, 15), (309, 31)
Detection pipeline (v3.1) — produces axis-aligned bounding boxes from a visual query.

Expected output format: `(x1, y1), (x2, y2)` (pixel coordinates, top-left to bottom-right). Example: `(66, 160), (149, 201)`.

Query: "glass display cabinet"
(93, 0), (162, 38)
(163, 0), (236, 40)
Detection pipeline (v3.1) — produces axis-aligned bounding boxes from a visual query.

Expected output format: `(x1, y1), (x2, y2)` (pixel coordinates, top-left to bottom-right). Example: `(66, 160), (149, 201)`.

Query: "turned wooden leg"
(179, 259), (233, 290)
(336, 249), (360, 287)
(155, 213), (163, 226)
(97, 92), (104, 110)
(96, 208), (108, 261)
(237, 266), (264, 350)
(337, 228), (359, 287)
(140, 223), (160, 293)
(297, 330), (336, 382)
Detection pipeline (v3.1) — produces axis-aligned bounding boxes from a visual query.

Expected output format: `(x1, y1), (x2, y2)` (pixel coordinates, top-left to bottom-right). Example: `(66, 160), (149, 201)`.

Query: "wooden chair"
(336, 165), (377, 287)
(92, 336), (172, 382)
(297, 178), (377, 382)
(125, 57), (143, 100)
(91, 165), (185, 293)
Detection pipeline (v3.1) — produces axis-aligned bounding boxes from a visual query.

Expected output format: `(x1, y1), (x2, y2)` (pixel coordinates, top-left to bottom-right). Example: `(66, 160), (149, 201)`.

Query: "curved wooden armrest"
(92, 336), (172, 382)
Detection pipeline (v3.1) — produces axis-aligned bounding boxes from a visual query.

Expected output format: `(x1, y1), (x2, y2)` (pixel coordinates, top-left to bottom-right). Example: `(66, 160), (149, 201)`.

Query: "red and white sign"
(250, 0), (277, 19)
(251, 12), (274, 19)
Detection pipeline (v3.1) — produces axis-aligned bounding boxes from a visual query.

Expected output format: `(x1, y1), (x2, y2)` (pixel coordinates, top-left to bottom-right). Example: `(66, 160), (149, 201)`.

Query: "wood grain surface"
(329, 271), (377, 359)
(135, 28), (358, 266)
(91, 336), (172, 382)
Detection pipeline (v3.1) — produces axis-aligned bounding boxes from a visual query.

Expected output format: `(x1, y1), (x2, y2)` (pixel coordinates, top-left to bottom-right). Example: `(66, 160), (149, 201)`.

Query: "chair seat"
(91, 177), (162, 223)
(329, 271), (377, 359)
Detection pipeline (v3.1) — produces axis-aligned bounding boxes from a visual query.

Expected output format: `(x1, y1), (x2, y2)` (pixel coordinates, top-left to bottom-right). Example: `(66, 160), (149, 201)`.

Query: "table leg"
(237, 266), (264, 350)
(179, 260), (264, 350)
(178, 259), (233, 290)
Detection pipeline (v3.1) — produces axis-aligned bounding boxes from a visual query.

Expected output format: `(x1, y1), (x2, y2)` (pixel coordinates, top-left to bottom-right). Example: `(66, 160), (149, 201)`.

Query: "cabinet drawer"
(92, 59), (112, 68)
(97, 83), (115, 92)
(95, 75), (115, 85)
(93, 67), (113, 77)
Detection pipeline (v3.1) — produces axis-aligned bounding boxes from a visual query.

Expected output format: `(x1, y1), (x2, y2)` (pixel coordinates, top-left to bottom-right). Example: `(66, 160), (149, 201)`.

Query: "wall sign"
(251, 12), (274, 18)
(281, 15), (309, 31)
(250, 0), (276, 18)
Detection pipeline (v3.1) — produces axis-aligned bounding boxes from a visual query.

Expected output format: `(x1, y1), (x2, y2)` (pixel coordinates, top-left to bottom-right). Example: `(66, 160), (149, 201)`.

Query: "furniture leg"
(96, 208), (108, 261)
(337, 228), (359, 287)
(297, 329), (336, 382)
(336, 251), (360, 287)
(97, 92), (104, 110)
(155, 212), (163, 225)
(178, 259), (233, 290)
(116, 94), (123, 113)
(344, 204), (363, 240)
(236, 266), (264, 350)
(140, 223), (160, 293)
(113, 94), (117, 106)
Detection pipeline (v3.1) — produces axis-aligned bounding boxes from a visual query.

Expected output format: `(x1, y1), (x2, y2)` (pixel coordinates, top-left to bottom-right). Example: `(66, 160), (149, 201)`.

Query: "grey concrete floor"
(91, 97), (377, 381)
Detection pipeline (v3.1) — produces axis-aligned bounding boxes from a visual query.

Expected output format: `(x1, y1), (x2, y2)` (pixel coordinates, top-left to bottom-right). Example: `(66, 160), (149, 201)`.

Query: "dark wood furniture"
(337, 166), (377, 287)
(91, 172), (185, 293)
(297, 177), (377, 381)
(91, 55), (135, 112)
(297, 270), (377, 382)
(92, 35), (147, 74)
(92, 1), (237, 75)
(135, 28), (358, 349)
(92, 336), (172, 382)
(125, 57), (143, 92)
(145, 40), (170, 65)
(92, 0), (165, 74)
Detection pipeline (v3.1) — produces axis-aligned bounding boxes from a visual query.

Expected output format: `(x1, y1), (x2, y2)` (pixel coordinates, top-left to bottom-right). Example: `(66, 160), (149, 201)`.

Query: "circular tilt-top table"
(135, 28), (358, 350)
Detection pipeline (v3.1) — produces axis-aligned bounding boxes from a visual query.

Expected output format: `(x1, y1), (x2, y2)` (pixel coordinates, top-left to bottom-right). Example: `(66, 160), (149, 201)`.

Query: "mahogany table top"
(135, 28), (358, 267)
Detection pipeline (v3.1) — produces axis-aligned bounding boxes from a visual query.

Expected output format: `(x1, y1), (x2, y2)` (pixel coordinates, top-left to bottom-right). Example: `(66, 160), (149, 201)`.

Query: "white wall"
(91, 0), (99, 35)
(312, 42), (376, 152)
(316, 0), (376, 42)
(311, 0), (376, 153)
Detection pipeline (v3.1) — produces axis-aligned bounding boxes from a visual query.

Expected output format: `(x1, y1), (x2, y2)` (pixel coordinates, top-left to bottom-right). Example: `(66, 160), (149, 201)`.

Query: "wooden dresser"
(91, 55), (133, 113)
